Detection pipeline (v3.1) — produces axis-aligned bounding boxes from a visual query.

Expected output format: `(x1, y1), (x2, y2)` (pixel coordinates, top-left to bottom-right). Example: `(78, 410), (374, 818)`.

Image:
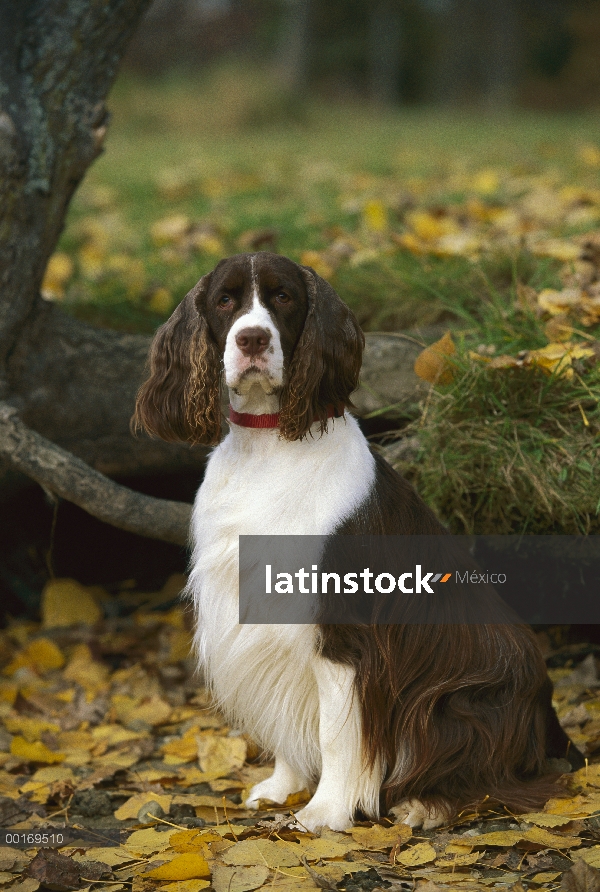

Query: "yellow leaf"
(10, 736), (65, 764)
(125, 828), (177, 855)
(414, 332), (456, 385)
(531, 872), (561, 883)
(30, 765), (74, 784)
(144, 853), (211, 881)
(393, 232), (427, 255)
(406, 210), (458, 242)
(532, 239), (580, 262)
(299, 250), (334, 281)
(435, 851), (480, 868)
(114, 792), (172, 821)
(0, 683), (17, 705)
(578, 848), (600, 868)
(3, 638), (65, 675)
(444, 843), (474, 855)
(41, 253), (74, 300)
(300, 837), (359, 860)
(170, 829), (225, 854)
(223, 839), (300, 868)
(162, 729), (202, 763)
(151, 215), (191, 246)
(211, 864), (269, 892)
(350, 823), (411, 850)
(362, 200), (388, 233)
(545, 792), (600, 818)
(281, 788), (310, 807)
(468, 830), (523, 847)
(91, 725), (147, 746)
(4, 717), (60, 742)
(63, 644), (109, 690)
(538, 288), (584, 316)
(197, 734), (246, 775)
(471, 169), (500, 195)
(523, 826), (581, 849)
(162, 883), (210, 892)
(395, 842), (436, 867)
(527, 342), (594, 377)
(72, 847), (134, 867)
(112, 693), (172, 727)
(519, 812), (573, 827)
(579, 144), (600, 167)
(42, 579), (102, 628)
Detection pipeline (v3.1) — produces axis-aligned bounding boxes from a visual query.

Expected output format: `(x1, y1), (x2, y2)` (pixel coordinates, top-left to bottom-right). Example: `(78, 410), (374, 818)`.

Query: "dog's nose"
(235, 327), (271, 357)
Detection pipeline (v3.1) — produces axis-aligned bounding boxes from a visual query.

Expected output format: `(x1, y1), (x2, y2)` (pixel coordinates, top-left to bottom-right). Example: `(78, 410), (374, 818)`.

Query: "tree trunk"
(0, 0), (211, 539)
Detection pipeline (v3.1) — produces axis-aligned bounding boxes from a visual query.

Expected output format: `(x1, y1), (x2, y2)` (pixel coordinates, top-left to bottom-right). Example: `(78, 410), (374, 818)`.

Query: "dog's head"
(133, 252), (364, 445)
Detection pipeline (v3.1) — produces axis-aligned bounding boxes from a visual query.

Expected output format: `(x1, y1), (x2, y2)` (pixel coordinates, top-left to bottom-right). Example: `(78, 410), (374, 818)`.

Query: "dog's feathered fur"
(134, 252), (579, 831)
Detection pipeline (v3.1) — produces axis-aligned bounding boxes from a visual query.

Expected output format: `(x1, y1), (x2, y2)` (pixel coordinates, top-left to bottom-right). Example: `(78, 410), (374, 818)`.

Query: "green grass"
(53, 64), (600, 533)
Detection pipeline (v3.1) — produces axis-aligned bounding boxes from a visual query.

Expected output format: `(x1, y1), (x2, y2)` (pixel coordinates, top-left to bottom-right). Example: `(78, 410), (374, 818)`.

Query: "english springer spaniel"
(134, 252), (579, 832)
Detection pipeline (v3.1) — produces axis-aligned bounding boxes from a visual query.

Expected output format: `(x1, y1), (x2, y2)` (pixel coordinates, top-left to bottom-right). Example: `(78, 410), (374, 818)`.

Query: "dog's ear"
(279, 266), (364, 441)
(132, 273), (222, 446)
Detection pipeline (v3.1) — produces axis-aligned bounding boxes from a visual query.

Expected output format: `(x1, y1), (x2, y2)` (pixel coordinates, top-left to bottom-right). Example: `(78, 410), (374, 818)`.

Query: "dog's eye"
(218, 294), (233, 308)
(274, 291), (291, 305)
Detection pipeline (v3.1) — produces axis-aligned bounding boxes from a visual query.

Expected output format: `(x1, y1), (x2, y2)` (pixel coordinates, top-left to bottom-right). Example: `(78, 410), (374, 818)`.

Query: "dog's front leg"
(294, 657), (381, 833)
(245, 757), (308, 809)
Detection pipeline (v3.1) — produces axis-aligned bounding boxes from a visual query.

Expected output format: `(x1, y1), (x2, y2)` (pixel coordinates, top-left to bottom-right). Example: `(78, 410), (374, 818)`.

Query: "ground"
(2, 585), (600, 890)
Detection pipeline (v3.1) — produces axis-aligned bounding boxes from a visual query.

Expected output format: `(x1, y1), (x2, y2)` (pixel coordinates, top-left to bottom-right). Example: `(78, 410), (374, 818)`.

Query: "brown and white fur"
(134, 252), (579, 832)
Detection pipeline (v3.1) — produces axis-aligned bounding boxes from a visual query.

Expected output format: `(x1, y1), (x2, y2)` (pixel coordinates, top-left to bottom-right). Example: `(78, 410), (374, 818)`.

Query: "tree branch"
(0, 403), (192, 546)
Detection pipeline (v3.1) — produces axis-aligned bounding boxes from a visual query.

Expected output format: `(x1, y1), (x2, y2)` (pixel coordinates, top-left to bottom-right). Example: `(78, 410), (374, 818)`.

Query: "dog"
(133, 252), (580, 832)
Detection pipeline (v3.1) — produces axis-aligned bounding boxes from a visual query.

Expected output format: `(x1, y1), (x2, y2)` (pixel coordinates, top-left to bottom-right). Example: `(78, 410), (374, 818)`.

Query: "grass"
(52, 64), (600, 533)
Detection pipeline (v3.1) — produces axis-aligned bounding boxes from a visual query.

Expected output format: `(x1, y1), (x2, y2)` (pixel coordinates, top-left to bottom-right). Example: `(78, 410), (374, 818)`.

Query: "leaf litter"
(2, 583), (600, 890)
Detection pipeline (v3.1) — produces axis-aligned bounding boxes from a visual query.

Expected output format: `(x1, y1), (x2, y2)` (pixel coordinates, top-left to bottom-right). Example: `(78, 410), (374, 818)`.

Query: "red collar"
(228, 405), (340, 429)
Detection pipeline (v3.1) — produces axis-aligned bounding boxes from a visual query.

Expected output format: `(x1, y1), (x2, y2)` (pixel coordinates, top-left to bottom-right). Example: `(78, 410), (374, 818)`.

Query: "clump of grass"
(395, 359), (600, 534)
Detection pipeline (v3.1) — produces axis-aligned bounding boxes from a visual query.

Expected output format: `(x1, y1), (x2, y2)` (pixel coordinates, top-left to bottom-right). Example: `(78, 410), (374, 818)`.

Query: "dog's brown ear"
(279, 266), (364, 441)
(132, 273), (222, 446)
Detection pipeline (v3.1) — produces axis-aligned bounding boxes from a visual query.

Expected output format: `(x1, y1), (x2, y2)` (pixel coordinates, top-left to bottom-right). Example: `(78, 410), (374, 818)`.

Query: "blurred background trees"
(123, 0), (600, 109)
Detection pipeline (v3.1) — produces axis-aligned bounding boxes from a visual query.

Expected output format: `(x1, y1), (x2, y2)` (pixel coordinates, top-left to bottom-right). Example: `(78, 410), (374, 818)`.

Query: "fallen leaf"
(162, 883), (210, 892)
(114, 792), (172, 821)
(519, 811), (574, 827)
(395, 842), (436, 866)
(150, 215), (191, 246)
(211, 864), (269, 892)
(25, 849), (80, 892)
(197, 734), (246, 775)
(222, 839), (300, 868)
(125, 827), (177, 855)
(3, 638), (65, 675)
(350, 823), (411, 850)
(10, 736), (65, 764)
(144, 854), (211, 881)
(41, 253), (74, 301)
(41, 579), (102, 627)
(561, 858), (600, 892)
(363, 200), (388, 233)
(414, 332), (456, 385)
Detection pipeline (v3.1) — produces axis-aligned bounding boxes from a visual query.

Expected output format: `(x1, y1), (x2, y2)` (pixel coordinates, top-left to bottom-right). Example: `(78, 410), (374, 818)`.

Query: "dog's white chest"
(186, 415), (374, 771)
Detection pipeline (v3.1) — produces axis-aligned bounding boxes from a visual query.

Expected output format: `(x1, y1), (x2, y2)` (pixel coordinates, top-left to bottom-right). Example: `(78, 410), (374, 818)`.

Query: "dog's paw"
(245, 776), (303, 810)
(389, 798), (448, 830)
(293, 799), (351, 833)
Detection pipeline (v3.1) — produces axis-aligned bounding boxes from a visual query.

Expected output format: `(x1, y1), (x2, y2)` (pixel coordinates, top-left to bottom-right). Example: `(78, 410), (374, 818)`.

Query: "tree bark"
(0, 0), (209, 540)
(0, 0), (154, 385)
